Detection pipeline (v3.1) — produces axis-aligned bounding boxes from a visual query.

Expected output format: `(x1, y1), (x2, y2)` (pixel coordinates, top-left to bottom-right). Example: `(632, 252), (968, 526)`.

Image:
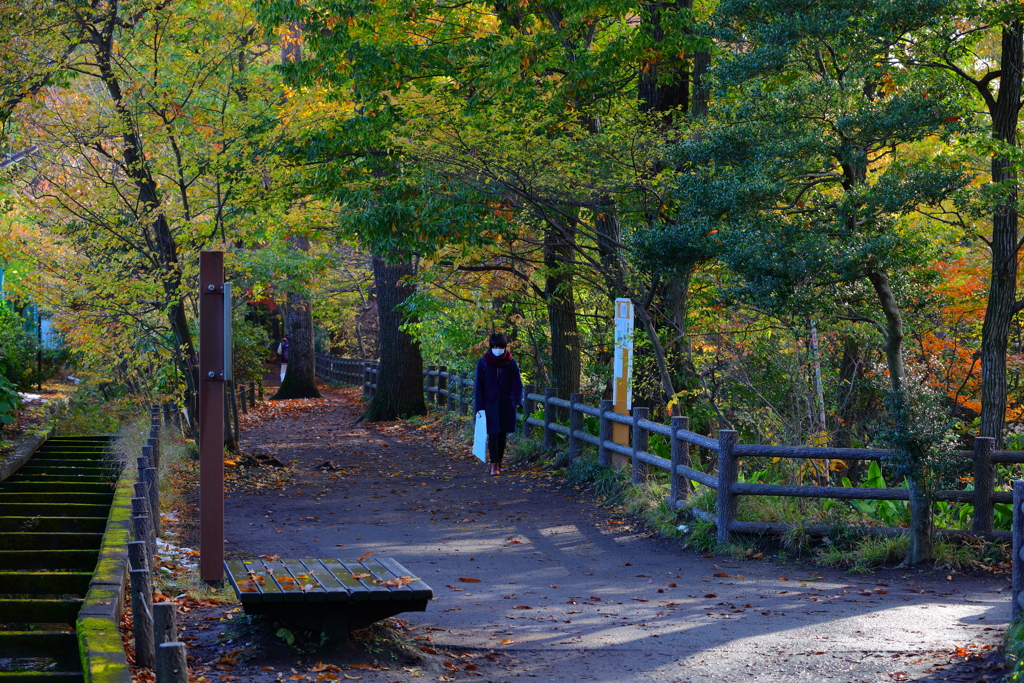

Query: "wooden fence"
(316, 355), (1022, 545)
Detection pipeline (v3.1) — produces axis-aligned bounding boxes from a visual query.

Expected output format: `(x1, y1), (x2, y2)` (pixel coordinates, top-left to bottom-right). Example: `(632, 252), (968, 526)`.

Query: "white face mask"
(491, 348), (505, 356)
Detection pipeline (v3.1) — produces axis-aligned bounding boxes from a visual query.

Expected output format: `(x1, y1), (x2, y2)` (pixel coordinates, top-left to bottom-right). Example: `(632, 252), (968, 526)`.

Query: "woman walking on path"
(474, 333), (523, 476)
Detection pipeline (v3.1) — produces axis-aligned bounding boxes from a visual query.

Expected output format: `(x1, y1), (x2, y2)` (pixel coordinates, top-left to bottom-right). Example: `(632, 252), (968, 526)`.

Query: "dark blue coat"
(474, 356), (523, 434)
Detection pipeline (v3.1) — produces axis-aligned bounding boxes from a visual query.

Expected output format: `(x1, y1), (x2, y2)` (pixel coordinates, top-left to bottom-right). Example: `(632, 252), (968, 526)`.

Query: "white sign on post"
(613, 297), (634, 414)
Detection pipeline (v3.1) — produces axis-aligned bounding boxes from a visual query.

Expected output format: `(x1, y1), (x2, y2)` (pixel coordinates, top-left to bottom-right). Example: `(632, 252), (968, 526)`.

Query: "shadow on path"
(217, 384), (1009, 683)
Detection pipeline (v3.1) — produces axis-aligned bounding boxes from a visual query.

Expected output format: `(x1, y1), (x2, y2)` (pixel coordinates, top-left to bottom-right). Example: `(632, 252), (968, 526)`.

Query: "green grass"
(1006, 618), (1024, 682)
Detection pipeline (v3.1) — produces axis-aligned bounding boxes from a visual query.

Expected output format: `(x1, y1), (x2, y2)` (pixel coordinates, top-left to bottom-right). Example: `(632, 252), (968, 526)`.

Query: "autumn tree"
(3, 0), (303, 418)
(638, 0), (972, 560)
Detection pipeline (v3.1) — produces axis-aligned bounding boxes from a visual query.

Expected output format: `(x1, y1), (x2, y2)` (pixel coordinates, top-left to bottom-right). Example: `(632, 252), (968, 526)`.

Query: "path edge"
(0, 428), (49, 482)
(77, 460), (134, 683)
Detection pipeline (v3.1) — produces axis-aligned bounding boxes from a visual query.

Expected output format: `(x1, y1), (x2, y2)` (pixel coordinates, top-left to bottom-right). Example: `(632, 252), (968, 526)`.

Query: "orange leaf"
(499, 638), (515, 645)
(513, 605), (531, 610)
(357, 552), (373, 562)
(457, 577), (481, 583)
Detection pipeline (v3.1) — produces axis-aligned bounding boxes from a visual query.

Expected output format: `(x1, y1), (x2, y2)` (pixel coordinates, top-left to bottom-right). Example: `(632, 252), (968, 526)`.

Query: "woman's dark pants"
(489, 432), (508, 464)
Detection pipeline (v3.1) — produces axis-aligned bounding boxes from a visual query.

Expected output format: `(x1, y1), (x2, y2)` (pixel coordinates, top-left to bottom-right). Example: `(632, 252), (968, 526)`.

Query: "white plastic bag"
(472, 410), (488, 462)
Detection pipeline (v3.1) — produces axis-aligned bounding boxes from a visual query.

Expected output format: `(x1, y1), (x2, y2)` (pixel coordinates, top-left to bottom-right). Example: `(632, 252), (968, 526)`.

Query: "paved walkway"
(221, 387), (1008, 682)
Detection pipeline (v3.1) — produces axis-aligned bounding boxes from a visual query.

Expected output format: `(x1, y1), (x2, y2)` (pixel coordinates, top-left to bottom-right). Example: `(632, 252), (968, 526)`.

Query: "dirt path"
(180, 385), (1010, 683)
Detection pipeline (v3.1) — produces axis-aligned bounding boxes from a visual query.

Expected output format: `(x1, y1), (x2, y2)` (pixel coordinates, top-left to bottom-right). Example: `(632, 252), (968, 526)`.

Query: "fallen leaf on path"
(458, 577), (482, 583)
(499, 639), (515, 645)
(357, 552), (373, 562)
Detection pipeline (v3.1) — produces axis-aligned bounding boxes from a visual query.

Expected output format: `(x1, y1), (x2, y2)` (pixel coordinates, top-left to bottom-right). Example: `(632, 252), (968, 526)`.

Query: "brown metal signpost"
(199, 251), (226, 584)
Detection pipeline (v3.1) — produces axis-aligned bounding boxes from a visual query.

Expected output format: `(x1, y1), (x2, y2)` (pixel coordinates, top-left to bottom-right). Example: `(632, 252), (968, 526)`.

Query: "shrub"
(0, 303), (38, 389)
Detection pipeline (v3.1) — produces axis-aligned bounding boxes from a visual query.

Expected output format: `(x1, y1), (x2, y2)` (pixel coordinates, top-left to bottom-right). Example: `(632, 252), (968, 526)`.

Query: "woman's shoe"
(490, 465), (499, 476)
(495, 464), (503, 475)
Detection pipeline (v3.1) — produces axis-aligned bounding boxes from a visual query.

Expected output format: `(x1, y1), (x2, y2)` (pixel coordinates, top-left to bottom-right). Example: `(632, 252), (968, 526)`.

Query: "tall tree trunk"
(544, 230), (581, 400)
(980, 22), (1023, 449)
(363, 257), (426, 421)
(869, 270), (931, 564)
(638, 1), (690, 118)
(272, 235), (322, 400)
(89, 12), (199, 425)
(691, 51), (711, 117)
(273, 288), (322, 399)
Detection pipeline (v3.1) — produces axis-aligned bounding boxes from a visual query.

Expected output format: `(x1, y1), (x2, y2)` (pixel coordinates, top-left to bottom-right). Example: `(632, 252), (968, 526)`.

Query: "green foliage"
(841, 461), (910, 526)
(232, 317), (271, 384)
(1004, 618), (1024, 683)
(0, 303), (37, 389)
(873, 384), (959, 492)
(815, 533), (909, 573)
(51, 385), (141, 436)
(0, 372), (19, 427)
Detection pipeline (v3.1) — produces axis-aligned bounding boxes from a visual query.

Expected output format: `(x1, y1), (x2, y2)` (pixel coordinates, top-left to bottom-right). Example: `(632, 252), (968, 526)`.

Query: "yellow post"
(612, 298), (633, 468)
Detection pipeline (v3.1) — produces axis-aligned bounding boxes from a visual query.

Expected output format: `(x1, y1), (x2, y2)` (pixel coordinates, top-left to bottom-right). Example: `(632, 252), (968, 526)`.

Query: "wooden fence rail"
(315, 355), (1021, 544)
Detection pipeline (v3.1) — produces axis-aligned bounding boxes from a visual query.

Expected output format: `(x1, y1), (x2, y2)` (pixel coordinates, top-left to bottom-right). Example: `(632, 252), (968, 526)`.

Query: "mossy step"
(36, 440), (107, 445)
(0, 631), (79, 660)
(0, 518), (107, 534)
(27, 457), (108, 465)
(0, 599), (83, 624)
(46, 438), (111, 444)
(0, 572), (92, 596)
(0, 533), (104, 551)
(0, 483), (113, 494)
(0, 673), (84, 682)
(0, 504), (109, 518)
(0, 550), (98, 572)
(13, 468), (113, 479)
(8, 476), (112, 485)
(20, 461), (113, 470)
(0, 494), (114, 506)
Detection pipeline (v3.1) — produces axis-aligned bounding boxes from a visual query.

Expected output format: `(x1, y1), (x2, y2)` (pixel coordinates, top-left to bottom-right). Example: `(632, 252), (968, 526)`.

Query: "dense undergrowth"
(498, 423), (1011, 575)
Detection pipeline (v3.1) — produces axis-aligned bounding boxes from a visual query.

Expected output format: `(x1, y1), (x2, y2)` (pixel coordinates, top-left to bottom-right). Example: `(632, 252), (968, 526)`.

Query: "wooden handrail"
(314, 352), (1016, 543)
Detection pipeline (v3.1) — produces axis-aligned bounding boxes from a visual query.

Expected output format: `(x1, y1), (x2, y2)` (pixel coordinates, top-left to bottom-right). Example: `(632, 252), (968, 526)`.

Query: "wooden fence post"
(973, 436), (995, 535)
(458, 373), (469, 415)
(426, 365), (436, 405)
(631, 407), (650, 485)
(128, 540), (148, 572)
(437, 366), (448, 409)
(716, 430), (739, 546)
(598, 399), (613, 467)
(144, 467), (160, 534)
(132, 495), (155, 559)
(156, 642), (189, 683)
(448, 372), (458, 414)
(670, 416), (691, 504)
(363, 364), (370, 398)
(568, 393), (583, 461)
(131, 568), (155, 668)
(1014, 480), (1024, 622)
(153, 602), (178, 648)
(523, 385), (536, 437)
(543, 388), (557, 450)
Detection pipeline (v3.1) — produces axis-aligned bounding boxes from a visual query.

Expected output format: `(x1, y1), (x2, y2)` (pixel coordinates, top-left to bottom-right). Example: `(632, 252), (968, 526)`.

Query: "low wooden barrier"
(314, 354), (1019, 545)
